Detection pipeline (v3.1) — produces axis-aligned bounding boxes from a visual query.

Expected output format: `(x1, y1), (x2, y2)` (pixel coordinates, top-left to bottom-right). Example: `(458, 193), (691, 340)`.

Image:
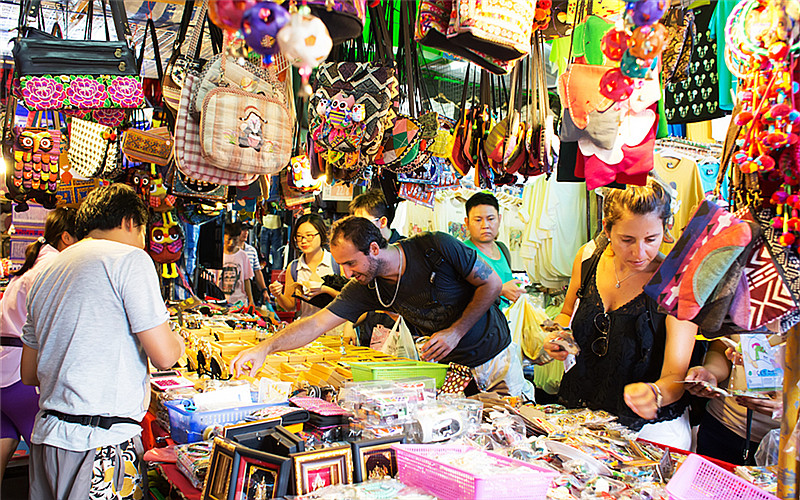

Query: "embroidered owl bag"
(6, 110), (62, 210)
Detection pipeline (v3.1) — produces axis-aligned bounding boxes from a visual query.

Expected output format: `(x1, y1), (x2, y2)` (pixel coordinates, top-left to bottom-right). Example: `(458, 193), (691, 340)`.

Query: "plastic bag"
(755, 428), (781, 466)
(506, 296), (564, 394)
(370, 316), (418, 360)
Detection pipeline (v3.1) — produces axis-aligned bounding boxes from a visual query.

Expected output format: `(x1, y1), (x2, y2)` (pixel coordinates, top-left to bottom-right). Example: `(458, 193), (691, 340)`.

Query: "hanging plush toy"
(149, 211), (184, 279)
(288, 152), (324, 192)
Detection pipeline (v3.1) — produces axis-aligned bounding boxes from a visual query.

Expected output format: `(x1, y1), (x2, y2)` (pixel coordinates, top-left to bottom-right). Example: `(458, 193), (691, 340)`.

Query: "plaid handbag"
(199, 87), (293, 176)
(67, 117), (120, 179)
(174, 73), (256, 186)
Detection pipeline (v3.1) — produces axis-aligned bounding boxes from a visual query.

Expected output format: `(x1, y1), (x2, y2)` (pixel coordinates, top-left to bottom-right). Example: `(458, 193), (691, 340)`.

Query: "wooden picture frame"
(230, 446), (291, 500)
(202, 438), (236, 500)
(291, 445), (353, 495)
(351, 436), (405, 482)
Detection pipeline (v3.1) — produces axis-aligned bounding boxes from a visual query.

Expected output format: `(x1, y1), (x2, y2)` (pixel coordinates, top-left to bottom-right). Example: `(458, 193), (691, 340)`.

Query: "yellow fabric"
(654, 153), (705, 255)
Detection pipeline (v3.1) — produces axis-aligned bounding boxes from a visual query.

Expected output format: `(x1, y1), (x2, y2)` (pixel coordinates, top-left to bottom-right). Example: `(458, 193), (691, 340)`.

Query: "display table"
(155, 463), (202, 500)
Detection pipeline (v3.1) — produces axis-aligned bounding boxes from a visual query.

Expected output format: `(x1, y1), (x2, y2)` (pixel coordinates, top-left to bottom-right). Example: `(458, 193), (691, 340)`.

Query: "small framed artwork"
(202, 438), (236, 500)
(291, 445), (353, 495)
(351, 436), (405, 482)
(231, 446), (291, 500)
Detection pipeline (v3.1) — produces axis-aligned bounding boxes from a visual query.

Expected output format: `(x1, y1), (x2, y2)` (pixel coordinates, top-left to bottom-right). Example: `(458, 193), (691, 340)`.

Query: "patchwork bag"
(174, 73), (256, 186)
(199, 86), (293, 176)
(67, 117), (120, 179)
(448, 0), (536, 61)
(643, 200), (759, 329)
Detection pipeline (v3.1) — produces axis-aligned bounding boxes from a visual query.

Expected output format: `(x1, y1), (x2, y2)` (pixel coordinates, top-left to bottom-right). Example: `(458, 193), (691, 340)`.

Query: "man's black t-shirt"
(327, 232), (510, 367)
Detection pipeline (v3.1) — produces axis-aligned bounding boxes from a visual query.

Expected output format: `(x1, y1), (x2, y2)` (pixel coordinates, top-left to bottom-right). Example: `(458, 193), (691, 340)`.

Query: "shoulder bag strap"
(138, 18), (164, 80)
(108, 0), (132, 44)
(168, 0), (196, 64)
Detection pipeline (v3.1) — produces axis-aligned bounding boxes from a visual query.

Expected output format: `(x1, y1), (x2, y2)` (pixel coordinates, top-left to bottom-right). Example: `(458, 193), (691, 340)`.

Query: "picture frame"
(202, 438), (236, 500)
(230, 445), (292, 500)
(291, 445), (353, 495)
(351, 436), (405, 482)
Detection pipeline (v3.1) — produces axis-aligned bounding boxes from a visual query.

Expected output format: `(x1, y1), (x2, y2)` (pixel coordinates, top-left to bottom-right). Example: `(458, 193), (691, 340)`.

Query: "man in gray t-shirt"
(20, 184), (184, 500)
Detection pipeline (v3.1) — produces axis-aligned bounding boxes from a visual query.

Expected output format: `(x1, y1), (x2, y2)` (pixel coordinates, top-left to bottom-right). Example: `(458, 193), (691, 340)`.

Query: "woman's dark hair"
(330, 215), (387, 255)
(603, 179), (672, 231)
(75, 184), (149, 239)
(291, 214), (329, 251)
(13, 207), (77, 277)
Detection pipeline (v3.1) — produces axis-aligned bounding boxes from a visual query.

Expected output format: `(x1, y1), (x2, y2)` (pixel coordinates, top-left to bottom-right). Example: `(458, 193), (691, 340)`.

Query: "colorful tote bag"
(643, 200), (757, 323)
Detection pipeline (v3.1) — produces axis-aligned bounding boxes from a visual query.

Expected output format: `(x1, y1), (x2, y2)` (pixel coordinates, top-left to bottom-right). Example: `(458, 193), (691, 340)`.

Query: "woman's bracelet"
(647, 382), (663, 408)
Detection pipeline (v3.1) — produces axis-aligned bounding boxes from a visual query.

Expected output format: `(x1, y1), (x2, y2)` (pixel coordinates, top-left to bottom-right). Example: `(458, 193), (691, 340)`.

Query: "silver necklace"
(375, 246), (403, 307)
(613, 258), (644, 288)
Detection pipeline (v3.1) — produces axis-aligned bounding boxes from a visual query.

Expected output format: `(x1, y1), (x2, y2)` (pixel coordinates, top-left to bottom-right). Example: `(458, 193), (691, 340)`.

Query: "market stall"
(1, 0), (799, 499)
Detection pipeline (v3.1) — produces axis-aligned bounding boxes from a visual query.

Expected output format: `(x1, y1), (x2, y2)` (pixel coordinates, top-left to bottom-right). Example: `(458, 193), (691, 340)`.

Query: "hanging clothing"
(654, 153), (705, 254)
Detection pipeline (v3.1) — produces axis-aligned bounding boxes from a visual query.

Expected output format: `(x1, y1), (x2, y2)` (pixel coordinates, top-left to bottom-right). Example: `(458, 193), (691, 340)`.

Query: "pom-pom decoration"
(277, 5), (333, 96)
(209, 0), (259, 32)
(241, 2), (291, 60)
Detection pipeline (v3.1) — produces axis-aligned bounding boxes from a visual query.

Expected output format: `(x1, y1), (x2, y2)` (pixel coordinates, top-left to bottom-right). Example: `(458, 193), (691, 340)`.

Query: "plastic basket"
(666, 454), (779, 500)
(164, 399), (277, 444)
(350, 361), (448, 388)
(394, 444), (557, 500)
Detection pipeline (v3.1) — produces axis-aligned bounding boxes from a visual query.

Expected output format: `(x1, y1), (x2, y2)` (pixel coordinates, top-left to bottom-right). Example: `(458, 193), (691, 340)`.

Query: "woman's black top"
(558, 236), (689, 431)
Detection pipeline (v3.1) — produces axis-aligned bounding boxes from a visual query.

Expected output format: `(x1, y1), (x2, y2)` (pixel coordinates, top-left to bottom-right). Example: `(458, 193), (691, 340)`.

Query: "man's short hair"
(75, 184), (149, 239)
(331, 216), (388, 255)
(225, 221), (242, 239)
(348, 190), (392, 223)
(465, 192), (500, 217)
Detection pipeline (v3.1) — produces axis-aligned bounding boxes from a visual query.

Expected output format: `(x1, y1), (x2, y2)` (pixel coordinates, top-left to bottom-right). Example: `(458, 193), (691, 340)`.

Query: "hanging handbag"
(161, 0), (196, 113)
(449, 66), (476, 176)
(169, 166), (229, 202)
(306, 0), (367, 45)
(67, 116), (120, 179)
(121, 126), (173, 166)
(661, 6), (695, 84)
(174, 73), (256, 186)
(521, 35), (555, 177)
(13, 0), (144, 111)
(448, 0), (536, 61)
(6, 111), (62, 209)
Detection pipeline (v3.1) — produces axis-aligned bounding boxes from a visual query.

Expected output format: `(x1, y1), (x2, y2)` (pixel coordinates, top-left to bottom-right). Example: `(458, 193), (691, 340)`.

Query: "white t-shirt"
(294, 250), (337, 319)
(220, 249), (254, 305)
(0, 244), (59, 388)
(21, 239), (169, 451)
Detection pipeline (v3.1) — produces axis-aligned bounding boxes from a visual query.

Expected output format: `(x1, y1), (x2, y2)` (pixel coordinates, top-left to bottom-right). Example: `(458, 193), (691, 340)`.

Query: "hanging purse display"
(67, 116), (121, 179)
(521, 35), (555, 177)
(198, 50), (293, 176)
(448, 0), (536, 61)
(449, 66), (475, 176)
(13, 0), (144, 111)
(6, 110), (62, 209)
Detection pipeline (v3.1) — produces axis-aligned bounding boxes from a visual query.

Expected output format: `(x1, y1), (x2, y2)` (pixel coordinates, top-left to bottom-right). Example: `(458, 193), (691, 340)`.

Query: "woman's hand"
(725, 347), (744, 366)
(684, 366), (721, 399)
(735, 392), (782, 418)
(268, 280), (284, 297)
(543, 332), (569, 361)
(624, 382), (659, 420)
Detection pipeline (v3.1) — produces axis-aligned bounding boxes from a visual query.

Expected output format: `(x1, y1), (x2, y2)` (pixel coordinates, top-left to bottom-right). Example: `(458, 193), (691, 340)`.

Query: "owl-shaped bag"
(148, 211), (184, 279)
(7, 122), (62, 209)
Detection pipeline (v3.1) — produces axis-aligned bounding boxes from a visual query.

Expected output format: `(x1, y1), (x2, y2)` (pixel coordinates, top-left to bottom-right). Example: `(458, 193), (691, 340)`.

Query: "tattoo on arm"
(472, 256), (492, 281)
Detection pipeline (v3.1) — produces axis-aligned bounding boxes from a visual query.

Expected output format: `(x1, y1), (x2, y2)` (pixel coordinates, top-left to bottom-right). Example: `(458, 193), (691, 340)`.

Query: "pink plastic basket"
(666, 454), (779, 500)
(393, 444), (557, 500)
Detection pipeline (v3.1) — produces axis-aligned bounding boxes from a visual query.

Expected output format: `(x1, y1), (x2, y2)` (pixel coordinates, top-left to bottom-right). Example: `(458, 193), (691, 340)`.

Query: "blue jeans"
(260, 227), (283, 272)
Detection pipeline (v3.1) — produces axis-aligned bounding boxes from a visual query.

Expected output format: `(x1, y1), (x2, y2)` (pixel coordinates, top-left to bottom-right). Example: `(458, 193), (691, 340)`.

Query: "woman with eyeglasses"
(268, 214), (341, 319)
(543, 180), (698, 449)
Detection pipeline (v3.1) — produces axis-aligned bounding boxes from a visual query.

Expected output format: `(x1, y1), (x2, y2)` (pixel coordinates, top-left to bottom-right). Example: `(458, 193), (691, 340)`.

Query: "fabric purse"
(7, 115), (62, 209)
(13, 1), (143, 111)
(121, 126), (173, 166)
(643, 201), (760, 331)
(169, 168), (229, 202)
(174, 73), (256, 186)
(67, 117), (120, 179)
(199, 86), (293, 176)
(55, 177), (104, 207)
(448, 0), (536, 61)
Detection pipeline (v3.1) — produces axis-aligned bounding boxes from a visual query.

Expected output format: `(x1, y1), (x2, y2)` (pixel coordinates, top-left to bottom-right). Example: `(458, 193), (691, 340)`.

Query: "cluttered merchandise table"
(140, 311), (780, 500)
